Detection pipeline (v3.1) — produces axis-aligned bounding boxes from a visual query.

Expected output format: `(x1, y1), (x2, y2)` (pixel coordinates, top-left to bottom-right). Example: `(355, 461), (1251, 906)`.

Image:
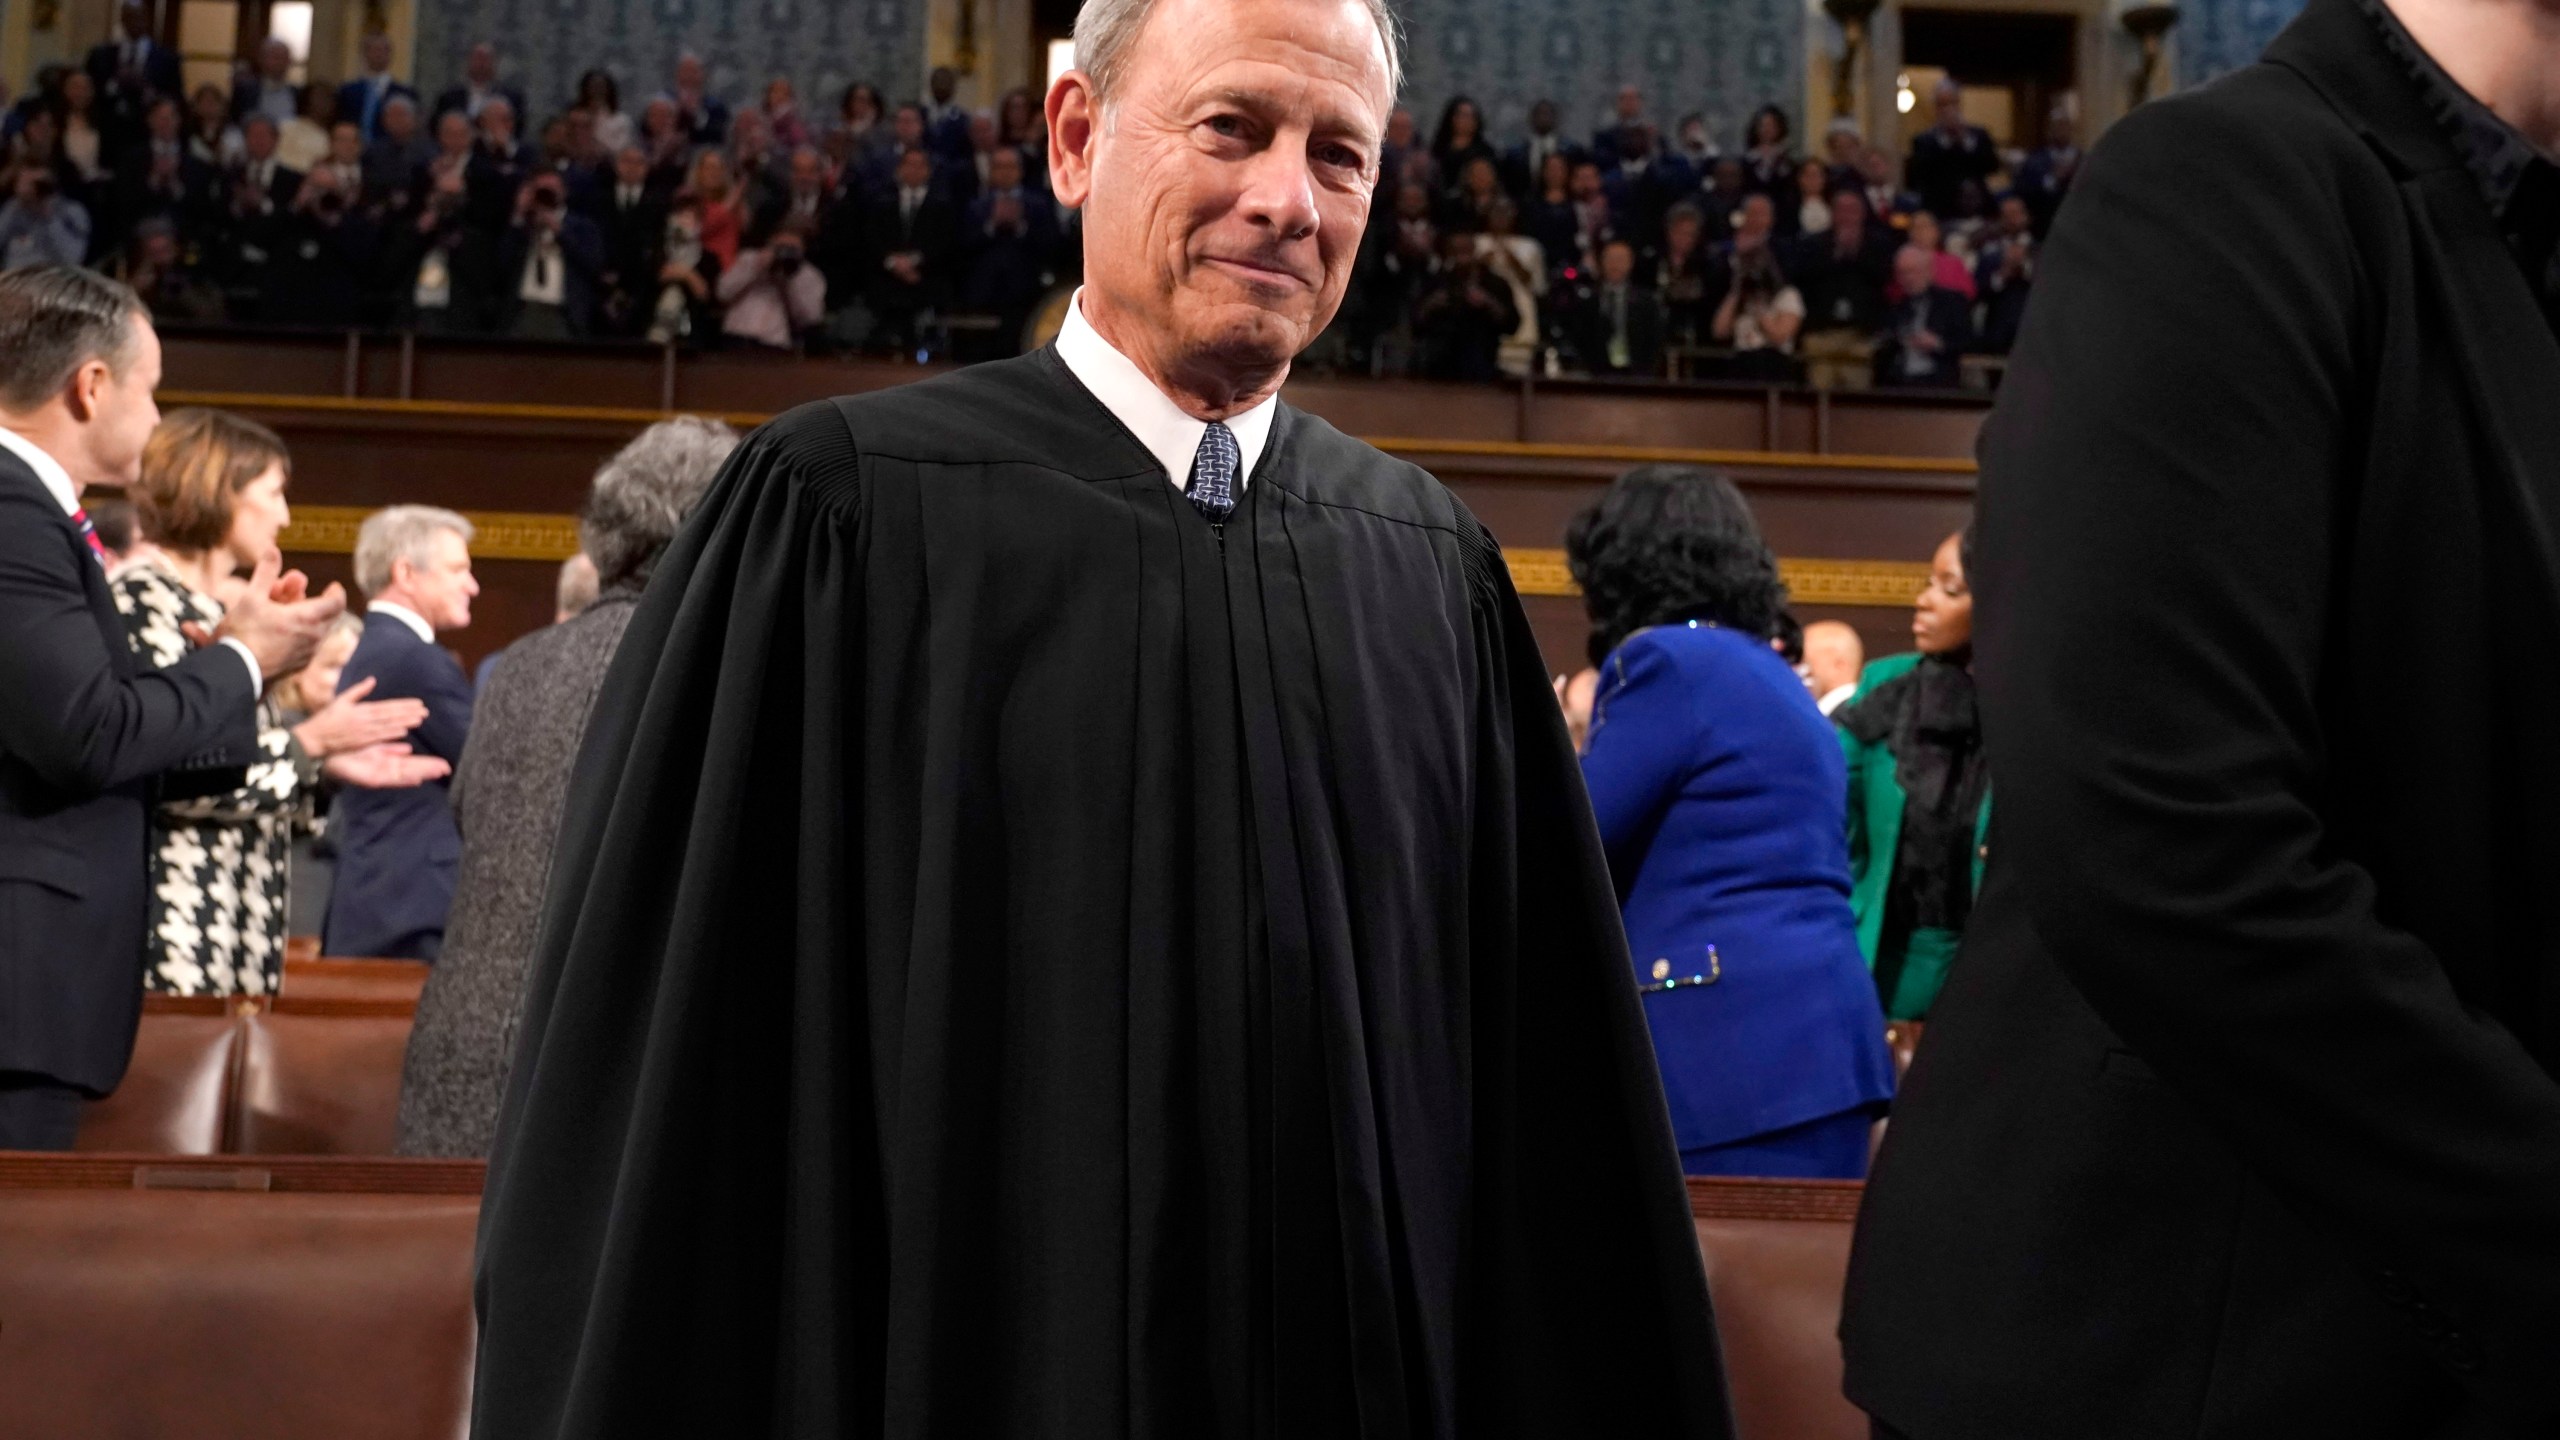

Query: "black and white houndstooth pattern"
(112, 558), (315, 997)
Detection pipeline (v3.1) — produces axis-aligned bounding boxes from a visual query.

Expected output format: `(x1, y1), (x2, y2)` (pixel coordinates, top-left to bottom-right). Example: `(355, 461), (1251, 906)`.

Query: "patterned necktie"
(1187, 420), (1239, 526)
(70, 507), (109, 567)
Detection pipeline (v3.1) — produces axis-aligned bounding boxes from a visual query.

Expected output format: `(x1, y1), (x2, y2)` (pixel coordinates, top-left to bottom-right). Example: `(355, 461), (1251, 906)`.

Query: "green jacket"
(1839, 652), (1993, 967)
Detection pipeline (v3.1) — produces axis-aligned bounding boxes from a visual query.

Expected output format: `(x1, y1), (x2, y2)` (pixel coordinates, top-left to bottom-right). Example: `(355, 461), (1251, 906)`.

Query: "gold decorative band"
(281, 506), (582, 563)
(281, 511), (1924, 608)
(1505, 548), (1929, 609)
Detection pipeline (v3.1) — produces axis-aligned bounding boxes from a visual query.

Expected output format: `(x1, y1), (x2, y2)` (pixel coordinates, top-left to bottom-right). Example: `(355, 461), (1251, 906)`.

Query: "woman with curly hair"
(1567, 465), (1895, 1177)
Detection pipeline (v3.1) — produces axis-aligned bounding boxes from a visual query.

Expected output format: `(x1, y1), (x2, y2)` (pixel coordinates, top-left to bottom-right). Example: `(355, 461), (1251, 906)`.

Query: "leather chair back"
(280, 957), (431, 1008)
(232, 1011), (413, 1155)
(77, 1008), (241, 1154)
(1689, 1178), (1867, 1440)
(0, 1155), (480, 1440)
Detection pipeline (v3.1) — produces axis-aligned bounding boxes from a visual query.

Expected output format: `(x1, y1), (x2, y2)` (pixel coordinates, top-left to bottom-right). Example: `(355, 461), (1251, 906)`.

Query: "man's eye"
(1206, 115), (1245, 138)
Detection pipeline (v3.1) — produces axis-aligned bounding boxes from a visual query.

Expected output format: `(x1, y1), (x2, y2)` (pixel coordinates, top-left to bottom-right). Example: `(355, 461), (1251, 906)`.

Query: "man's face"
(894, 106), (925, 145)
(120, 5), (149, 39)
(1394, 181), (1427, 219)
(1738, 194), (1772, 239)
(193, 88), (226, 125)
(437, 112), (470, 154)
(383, 99), (416, 141)
(331, 123), (362, 164)
(81, 315), (162, 491)
(930, 67), (957, 104)
(467, 44), (496, 85)
(896, 149), (931, 190)
(142, 231), (178, 266)
(1384, 107), (1414, 149)
(1666, 211), (1699, 251)
(988, 147), (1022, 190)
(1529, 100), (1556, 135)
(970, 113), (998, 154)
(1832, 190), (1867, 234)
(1999, 195), (2030, 234)
(1711, 158), (1742, 194)
(1934, 82), (1963, 129)
(734, 110), (768, 151)
(363, 33), (392, 72)
(675, 55), (705, 93)
(1569, 162), (1601, 200)
(146, 102), (178, 141)
(1057, 0), (1389, 386)
(244, 119), (277, 160)
(1859, 145), (1891, 184)
(1615, 85), (1641, 122)
(481, 100), (515, 143)
(1826, 128), (1860, 165)
(1895, 246), (1933, 295)
(616, 147), (650, 185)
(398, 529), (479, 633)
(259, 40), (289, 79)
(1599, 241), (1633, 284)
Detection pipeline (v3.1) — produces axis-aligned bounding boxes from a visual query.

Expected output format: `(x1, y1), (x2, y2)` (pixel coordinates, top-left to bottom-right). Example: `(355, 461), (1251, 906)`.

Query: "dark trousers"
(0, 1071), (85, 1150)
(1872, 1422), (1916, 1440)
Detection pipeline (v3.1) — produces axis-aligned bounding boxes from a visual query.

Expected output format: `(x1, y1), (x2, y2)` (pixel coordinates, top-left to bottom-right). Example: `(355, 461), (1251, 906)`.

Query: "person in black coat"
(1792, 187), (1896, 337)
(1872, 245), (1971, 387)
(1566, 237), (1666, 376)
(862, 146), (958, 354)
(1501, 98), (1579, 197)
(336, 32), (420, 144)
(324, 506), (476, 962)
(220, 116), (303, 321)
(1903, 78), (1999, 221)
(0, 266), (341, 1148)
(430, 42), (527, 129)
(112, 94), (221, 241)
(1841, 0), (2560, 1435)
(591, 146), (670, 336)
(956, 146), (1057, 359)
(1412, 229), (1519, 381)
(490, 173), (603, 337)
(85, 2), (182, 148)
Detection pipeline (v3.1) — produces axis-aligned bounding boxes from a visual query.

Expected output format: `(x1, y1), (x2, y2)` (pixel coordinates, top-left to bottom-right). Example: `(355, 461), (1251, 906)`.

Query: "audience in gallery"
(321, 505), (477, 962)
(1836, 528), (1990, 1021)
(397, 416), (740, 1158)
(111, 409), (449, 995)
(0, 35), (2059, 378)
(1565, 465), (1896, 1178)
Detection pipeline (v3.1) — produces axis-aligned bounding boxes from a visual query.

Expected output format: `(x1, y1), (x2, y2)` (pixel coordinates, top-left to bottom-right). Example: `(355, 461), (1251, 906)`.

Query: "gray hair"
(1074, 0), (1403, 107)
(354, 504), (475, 597)
(555, 552), (599, 618)
(580, 416), (739, 590)
(0, 266), (146, 411)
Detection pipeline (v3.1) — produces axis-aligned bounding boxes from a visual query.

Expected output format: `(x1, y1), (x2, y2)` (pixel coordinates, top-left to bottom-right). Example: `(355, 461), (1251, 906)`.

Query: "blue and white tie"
(1188, 420), (1239, 526)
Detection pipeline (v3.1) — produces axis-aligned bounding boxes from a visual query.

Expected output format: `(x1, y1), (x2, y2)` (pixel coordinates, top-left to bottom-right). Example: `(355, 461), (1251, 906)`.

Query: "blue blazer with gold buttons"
(1580, 621), (1896, 1153)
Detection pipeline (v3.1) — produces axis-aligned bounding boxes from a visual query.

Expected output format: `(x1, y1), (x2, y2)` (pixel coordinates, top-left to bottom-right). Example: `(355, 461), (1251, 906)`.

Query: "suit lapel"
(0, 451), (131, 676)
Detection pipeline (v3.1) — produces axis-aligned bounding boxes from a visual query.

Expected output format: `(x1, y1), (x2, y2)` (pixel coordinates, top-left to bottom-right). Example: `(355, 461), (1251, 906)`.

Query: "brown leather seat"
(232, 1011), (414, 1155)
(77, 1009), (242, 1155)
(279, 956), (430, 1009)
(0, 1156), (478, 1440)
(1690, 1178), (1867, 1440)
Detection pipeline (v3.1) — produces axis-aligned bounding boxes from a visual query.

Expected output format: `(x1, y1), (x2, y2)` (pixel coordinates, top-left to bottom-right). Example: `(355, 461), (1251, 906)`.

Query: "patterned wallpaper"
(2174, 0), (2308, 86)
(413, 0), (928, 128)
(1373, 0), (1800, 152)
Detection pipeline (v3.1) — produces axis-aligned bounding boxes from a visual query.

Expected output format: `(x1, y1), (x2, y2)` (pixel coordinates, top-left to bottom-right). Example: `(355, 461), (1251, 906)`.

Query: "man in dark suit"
(667, 53), (729, 147)
(956, 145), (1056, 359)
(430, 42), (527, 129)
(86, 2), (182, 148)
(1872, 244), (1970, 387)
(591, 145), (670, 336)
(112, 94), (221, 240)
(335, 31), (420, 145)
(1591, 83), (1650, 165)
(220, 115), (304, 321)
(1903, 78), (1998, 220)
(361, 94), (433, 207)
(863, 145), (957, 354)
(325, 506), (476, 962)
(1567, 237), (1665, 376)
(229, 37), (301, 130)
(1843, 0), (2560, 1435)
(922, 66), (970, 163)
(1501, 97), (1579, 196)
(0, 266), (342, 1148)
(491, 173), (603, 337)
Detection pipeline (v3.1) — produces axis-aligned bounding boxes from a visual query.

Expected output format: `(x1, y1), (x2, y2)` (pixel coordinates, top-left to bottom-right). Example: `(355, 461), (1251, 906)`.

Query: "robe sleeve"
(1456, 524), (1735, 1434)
(473, 400), (882, 1440)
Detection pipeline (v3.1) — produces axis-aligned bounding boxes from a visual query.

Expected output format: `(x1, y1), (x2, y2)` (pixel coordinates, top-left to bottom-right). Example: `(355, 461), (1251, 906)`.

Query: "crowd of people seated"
(0, 13), (2073, 379)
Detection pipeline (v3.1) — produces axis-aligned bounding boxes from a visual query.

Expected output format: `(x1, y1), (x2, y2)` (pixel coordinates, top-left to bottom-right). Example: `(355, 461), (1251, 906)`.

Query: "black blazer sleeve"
(1974, 88), (2560, 1417)
(0, 485), (258, 795)
(381, 635), (473, 765)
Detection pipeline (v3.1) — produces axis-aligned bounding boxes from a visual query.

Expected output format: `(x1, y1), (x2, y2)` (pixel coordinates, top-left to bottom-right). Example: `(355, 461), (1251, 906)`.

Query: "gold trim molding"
(281, 506), (582, 563)
(1505, 548), (1930, 609)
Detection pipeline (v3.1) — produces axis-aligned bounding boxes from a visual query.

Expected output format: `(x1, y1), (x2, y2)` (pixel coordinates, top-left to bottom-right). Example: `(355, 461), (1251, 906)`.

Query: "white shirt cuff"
(218, 637), (263, 695)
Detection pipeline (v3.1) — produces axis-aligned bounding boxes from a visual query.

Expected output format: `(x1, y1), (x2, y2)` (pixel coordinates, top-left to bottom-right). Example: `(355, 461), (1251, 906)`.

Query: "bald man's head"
(1803, 620), (1864, 697)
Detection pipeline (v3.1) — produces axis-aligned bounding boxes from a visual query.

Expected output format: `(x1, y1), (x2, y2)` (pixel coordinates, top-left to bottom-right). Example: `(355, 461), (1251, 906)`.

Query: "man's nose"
(1234, 143), (1318, 243)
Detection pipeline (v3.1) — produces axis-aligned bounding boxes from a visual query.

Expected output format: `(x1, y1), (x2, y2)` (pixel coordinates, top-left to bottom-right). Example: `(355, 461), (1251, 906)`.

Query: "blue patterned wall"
(1392, 0), (1802, 153)
(2175, 0), (2307, 85)
(414, 0), (928, 130)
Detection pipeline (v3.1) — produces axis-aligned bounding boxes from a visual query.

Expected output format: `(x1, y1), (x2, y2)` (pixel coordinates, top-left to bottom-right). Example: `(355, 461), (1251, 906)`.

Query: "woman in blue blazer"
(1568, 466), (1896, 1178)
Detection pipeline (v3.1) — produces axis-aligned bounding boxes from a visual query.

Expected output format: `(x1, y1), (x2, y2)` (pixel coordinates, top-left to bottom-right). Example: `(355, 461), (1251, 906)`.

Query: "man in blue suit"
(324, 506), (477, 960)
(335, 32), (421, 144)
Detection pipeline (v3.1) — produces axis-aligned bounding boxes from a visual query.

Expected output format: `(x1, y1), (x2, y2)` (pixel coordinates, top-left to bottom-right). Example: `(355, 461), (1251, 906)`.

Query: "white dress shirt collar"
(0, 424), (81, 516)
(369, 600), (435, 643)
(1052, 287), (1276, 496)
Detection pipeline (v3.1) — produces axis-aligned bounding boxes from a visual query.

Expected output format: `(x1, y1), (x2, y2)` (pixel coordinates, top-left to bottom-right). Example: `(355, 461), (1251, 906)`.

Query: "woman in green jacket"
(1837, 526), (1991, 1020)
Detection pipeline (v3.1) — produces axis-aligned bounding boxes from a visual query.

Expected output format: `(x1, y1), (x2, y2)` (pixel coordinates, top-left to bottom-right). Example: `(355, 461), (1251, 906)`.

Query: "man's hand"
(321, 742), (451, 789)
(289, 675), (428, 758)
(212, 549), (346, 680)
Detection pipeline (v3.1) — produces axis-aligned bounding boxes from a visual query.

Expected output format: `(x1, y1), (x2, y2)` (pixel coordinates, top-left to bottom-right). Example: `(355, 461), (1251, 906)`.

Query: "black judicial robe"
(471, 350), (1731, 1440)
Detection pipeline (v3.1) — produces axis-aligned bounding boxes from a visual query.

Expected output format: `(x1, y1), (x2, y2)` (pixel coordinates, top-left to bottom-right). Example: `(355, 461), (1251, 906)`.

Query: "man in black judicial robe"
(469, 0), (1730, 1435)
(1842, 0), (2560, 1435)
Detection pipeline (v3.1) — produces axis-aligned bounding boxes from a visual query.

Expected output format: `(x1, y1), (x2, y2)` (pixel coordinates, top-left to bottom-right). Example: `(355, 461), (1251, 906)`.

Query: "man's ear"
(62, 358), (110, 423)
(1046, 72), (1099, 209)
